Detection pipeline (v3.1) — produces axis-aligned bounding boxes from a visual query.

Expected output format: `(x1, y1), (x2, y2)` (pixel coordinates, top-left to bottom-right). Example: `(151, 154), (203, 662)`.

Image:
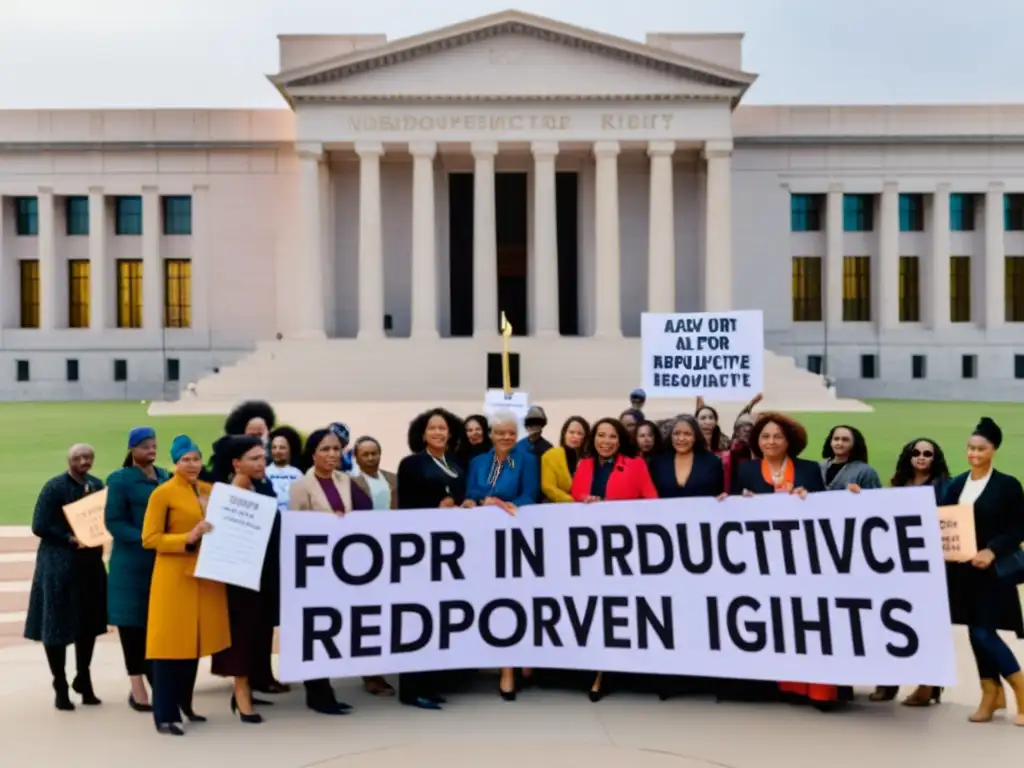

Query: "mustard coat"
(541, 446), (575, 503)
(141, 474), (230, 660)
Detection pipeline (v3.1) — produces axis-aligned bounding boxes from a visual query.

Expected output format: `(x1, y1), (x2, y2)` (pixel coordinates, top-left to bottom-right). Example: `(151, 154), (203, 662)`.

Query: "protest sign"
(483, 390), (530, 439)
(279, 487), (955, 687)
(63, 488), (111, 549)
(640, 310), (764, 399)
(938, 505), (977, 562)
(194, 482), (278, 590)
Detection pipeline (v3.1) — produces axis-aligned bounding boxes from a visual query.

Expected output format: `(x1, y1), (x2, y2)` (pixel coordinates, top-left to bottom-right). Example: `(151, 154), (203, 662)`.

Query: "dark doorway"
(556, 172), (579, 336)
(448, 173), (474, 337)
(487, 352), (520, 389)
(496, 173), (528, 336)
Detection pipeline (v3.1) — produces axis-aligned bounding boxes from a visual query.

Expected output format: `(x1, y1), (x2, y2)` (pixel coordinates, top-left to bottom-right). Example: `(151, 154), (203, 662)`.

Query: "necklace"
(769, 459), (788, 488)
(430, 453), (459, 479)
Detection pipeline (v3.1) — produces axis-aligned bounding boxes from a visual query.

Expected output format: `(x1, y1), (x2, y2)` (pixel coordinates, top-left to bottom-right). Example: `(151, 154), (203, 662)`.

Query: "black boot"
(72, 674), (102, 706)
(53, 679), (75, 711)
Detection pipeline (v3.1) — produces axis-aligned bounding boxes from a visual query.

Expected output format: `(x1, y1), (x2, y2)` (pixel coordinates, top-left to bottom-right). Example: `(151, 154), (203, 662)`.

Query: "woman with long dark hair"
(635, 420), (663, 462)
(648, 415), (724, 499)
(820, 425), (882, 491)
(541, 416), (589, 503)
(455, 414), (491, 471)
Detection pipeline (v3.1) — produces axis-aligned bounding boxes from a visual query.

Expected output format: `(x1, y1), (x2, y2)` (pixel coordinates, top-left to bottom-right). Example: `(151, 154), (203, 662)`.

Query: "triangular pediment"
(271, 10), (756, 104)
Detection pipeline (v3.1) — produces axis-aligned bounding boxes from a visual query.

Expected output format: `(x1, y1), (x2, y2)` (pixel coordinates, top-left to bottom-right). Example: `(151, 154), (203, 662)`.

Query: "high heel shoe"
(180, 706), (207, 723)
(901, 686), (942, 707)
(868, 686), (898, 702)
(155, 723), (185, 736)
(230, 695), (264, 724)
(128, 694), (153, 712)
(499, 687), (517, 702)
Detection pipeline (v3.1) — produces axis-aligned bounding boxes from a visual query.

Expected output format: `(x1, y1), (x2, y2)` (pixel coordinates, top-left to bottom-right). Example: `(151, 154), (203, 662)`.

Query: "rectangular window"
(166, 358), (180, 382)
(162, 195), (192, 235)
(899, 194), (924, 232)
(65, 196), (89, 236)
(790, 194), (823, 232)
(911, 354), (927, 380)
(950, 193), (976, 232)
(66, 359), (79, 382)
(67, 259), (91, 329)
(15, 197), (38, 236)
(843, 194), (874, 232)
(164, 259), (192, 328)
(19, 260), (40, 328)
(113, 359), (128, 382)
(950, 255), (972, 323)
(860, 354), (877, 379)
(961, 354), (977, 379)
(487, 352), (520, 390)
(1015, 354), (1024, 380)
(807, 355), (823, 375)
(898, 256), (921, 322)
(791, 256), (823, 321)
(16, 360), (29, 382)
(1006, 194), (1024, 231)
(842, 256), (872, 321)
(1008, 257), (1024, 322)
(116, 259), (143, 329)
(115, 195), (143, 236)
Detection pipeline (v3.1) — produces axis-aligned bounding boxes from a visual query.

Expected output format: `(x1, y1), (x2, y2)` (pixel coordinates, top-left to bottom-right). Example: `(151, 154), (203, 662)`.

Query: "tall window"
(68, 260), (91, 328)
(1006, 256), (1024, 322)
(843, 194), (874, 232)
(19, 260), (40, 328)
(15, 197), (38, 236)
(66, 196), (89, 236)
(790, 194), (823, 232)
(164, 259), (192, 328)
(950, 255), (972, 323)
(162, 196), (192, 235)
(950, 193), (976, 231)
(115, 196), (143, 236)
(116, 259), (143, 328)
(899, 194), (924, 232)
(1006, 194), (1024, 231)
(791, 256), (822, 321)
(842, 256), (871, 321)
(898, 256), (921, 322)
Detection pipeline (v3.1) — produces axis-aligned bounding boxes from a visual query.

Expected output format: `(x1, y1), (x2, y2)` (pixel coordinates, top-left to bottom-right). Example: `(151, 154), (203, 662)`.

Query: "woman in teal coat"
(105, 427), (170, 713)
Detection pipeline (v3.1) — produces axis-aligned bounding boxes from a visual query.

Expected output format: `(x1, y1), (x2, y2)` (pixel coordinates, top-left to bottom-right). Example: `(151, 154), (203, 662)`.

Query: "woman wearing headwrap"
(142, 435), (229, 736)
(105, 427), (170, 712)
(940, 417), (1024, 725)
(210, 435), (280, 724)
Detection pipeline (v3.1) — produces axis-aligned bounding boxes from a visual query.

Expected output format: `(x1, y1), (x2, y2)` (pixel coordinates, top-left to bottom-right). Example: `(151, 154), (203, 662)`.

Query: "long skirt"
(211, 585), (265, 678)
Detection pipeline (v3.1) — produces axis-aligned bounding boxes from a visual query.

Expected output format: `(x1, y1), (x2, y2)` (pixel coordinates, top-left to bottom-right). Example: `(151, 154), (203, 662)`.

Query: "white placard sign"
(483, 389), (530, 439)
(641, 310), (764, 399)
(279, 487), (955, 687)
(193, 482), (278, 590)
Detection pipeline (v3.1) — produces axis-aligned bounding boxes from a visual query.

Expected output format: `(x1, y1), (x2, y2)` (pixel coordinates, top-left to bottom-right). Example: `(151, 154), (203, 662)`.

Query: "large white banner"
(279, 488), (956, 686)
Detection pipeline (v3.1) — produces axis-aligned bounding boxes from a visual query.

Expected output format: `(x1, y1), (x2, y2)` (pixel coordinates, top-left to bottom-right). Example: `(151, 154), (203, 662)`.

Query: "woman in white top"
(265, 427), (303, 511)
(350, 437), (398, 510)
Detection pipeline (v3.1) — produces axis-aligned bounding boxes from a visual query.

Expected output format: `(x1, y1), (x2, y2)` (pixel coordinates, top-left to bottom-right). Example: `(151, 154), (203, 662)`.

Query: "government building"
(0, 9), (1021, 404)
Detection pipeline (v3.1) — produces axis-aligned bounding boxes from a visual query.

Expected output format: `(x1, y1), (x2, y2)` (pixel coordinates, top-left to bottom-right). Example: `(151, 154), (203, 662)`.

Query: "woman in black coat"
(940, 417), (1024, 725)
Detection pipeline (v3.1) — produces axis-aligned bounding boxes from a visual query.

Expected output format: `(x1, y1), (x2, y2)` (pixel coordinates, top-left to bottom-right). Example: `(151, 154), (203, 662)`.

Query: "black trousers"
(398, 671), (443, 704)
(249, 622), (275, 688)
(151, 659), (199, 725)
(116, 626), (152, 680)
(44, 635), (96, 685)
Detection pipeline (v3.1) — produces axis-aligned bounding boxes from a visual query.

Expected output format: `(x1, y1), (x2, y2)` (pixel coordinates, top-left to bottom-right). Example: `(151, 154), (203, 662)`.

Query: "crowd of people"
(22, 393), (1024, 735)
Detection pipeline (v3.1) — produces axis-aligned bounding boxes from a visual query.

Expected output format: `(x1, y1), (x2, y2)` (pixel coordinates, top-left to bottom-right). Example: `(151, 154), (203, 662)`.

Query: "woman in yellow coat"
(540, 416), (589, 503)
(142, 435), (230, 736)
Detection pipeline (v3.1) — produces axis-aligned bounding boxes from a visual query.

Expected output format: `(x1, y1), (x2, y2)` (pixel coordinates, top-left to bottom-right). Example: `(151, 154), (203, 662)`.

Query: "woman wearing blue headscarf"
(105, 427), (170, 712)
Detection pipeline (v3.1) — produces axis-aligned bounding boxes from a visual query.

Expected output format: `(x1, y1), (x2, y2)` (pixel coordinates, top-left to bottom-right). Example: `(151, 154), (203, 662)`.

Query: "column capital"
(409, 140), (437, 158)
(934, 182), (952, 193)
(87, 185), (104, 195)
(141, 185), (158, 195)
(355, 141), (385, 158)
(471, 141), (498, 159)
(593, 140), (620, 158)
(37, 186), (54, 195)
(827, 182), (843, 195)
(192, 183), (210, 193)
(703, 140), (733, 159)
(296, 141), (324, 161)
(882, 181), (898, 193)
(647, 141), (676, 158)
(987, 180), (1005, 193)
(530, 141), (559, 159)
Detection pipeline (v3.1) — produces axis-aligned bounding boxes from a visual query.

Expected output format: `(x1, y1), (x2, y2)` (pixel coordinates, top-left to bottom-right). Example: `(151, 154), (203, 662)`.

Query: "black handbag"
(994, 547), (1024, 583)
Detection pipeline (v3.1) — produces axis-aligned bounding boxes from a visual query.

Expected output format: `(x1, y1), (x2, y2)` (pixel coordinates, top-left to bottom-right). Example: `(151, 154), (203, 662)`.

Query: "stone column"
(472, 141), (499, 337)
(984, 182), (1005, 328)
(141, 186), (162, 330)
(825, 184), (844, 328)
(296, 144), (326, 338)
(930, 183), (951, 329)
(532, 141), (560, 336)
(410, 141), (438, 338)
(356, 142), (385, 340)
(190, 184), (210, 332)
(647, 141), (676, 313)
(703, 141), (732, 312)
(87, 187), (106, 330)
(878, 182), (899, 329)
(37, 187), (56, 330)
(593, 141), (621, 337)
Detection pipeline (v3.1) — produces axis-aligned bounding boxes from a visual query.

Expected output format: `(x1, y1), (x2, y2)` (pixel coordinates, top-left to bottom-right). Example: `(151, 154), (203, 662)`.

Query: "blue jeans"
(969, 626), (1021, 680)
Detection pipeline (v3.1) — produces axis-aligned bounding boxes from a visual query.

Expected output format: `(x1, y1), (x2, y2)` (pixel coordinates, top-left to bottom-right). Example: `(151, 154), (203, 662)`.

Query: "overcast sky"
(1, 0), (1017, 108)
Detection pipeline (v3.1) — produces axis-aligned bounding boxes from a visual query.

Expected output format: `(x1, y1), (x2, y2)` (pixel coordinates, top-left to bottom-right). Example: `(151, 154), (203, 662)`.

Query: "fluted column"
(472, 142), (498, 337)
(141, 186), (162, 330)
(825, 184), (844, 328)
(593, 141), (621, 337)
(356, 142), (385, 340)
(647, 141), (676, 313)
(984, 182), (1005, 328)
(37, 188), (56, 330)
(703, 141), (732, 312)
(931, 184), (951, 329)
(410, 141), (438, 338)
(87, 188), (106, 330)
(532, 141), (560, 336)
(878, 182), (899, 329)
(295, 144), (326, 339)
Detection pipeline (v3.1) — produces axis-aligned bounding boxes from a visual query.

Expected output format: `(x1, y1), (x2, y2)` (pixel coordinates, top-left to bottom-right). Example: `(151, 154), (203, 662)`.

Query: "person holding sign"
(24, 443), (109, 712)
(142, 435), (230, 736)
(940, 418), (1024, 726)
(648, 415), (725, 500)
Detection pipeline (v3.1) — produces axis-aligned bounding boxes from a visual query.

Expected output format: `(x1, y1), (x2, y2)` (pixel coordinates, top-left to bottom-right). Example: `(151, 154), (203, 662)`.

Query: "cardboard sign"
(938, 504), (977, 562)
(63, 488), (111, 549)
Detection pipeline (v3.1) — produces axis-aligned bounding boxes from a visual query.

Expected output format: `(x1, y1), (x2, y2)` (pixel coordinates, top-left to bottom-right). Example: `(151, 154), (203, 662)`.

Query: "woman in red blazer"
(570, 417), (658, 702)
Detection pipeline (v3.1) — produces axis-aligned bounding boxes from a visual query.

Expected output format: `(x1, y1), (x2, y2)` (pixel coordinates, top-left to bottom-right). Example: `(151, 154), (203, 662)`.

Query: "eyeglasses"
(911, 449), (934, 458)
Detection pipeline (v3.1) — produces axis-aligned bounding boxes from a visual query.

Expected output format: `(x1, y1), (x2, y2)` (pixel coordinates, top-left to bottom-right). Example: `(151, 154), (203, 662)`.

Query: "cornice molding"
(735, 135), (1024, 146)
(291, 93), (730, 104)
(0, 141), (290, 152)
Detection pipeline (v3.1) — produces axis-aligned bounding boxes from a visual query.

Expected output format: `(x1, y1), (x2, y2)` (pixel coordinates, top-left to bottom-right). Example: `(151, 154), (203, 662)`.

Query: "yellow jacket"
(142, 474), (230, 660)
(541, 446), (574, 503)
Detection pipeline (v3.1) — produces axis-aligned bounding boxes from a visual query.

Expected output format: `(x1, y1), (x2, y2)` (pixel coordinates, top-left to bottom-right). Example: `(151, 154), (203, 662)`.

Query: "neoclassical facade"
(0, 9), (1021, 403)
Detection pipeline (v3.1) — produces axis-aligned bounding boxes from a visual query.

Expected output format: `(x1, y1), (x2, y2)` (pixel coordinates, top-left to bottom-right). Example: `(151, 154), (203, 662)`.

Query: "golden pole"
(500, 311), (513, 395)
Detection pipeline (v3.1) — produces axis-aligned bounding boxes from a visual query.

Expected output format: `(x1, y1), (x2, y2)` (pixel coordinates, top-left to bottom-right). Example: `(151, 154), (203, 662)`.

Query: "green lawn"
(0, 400), (1021, 525)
